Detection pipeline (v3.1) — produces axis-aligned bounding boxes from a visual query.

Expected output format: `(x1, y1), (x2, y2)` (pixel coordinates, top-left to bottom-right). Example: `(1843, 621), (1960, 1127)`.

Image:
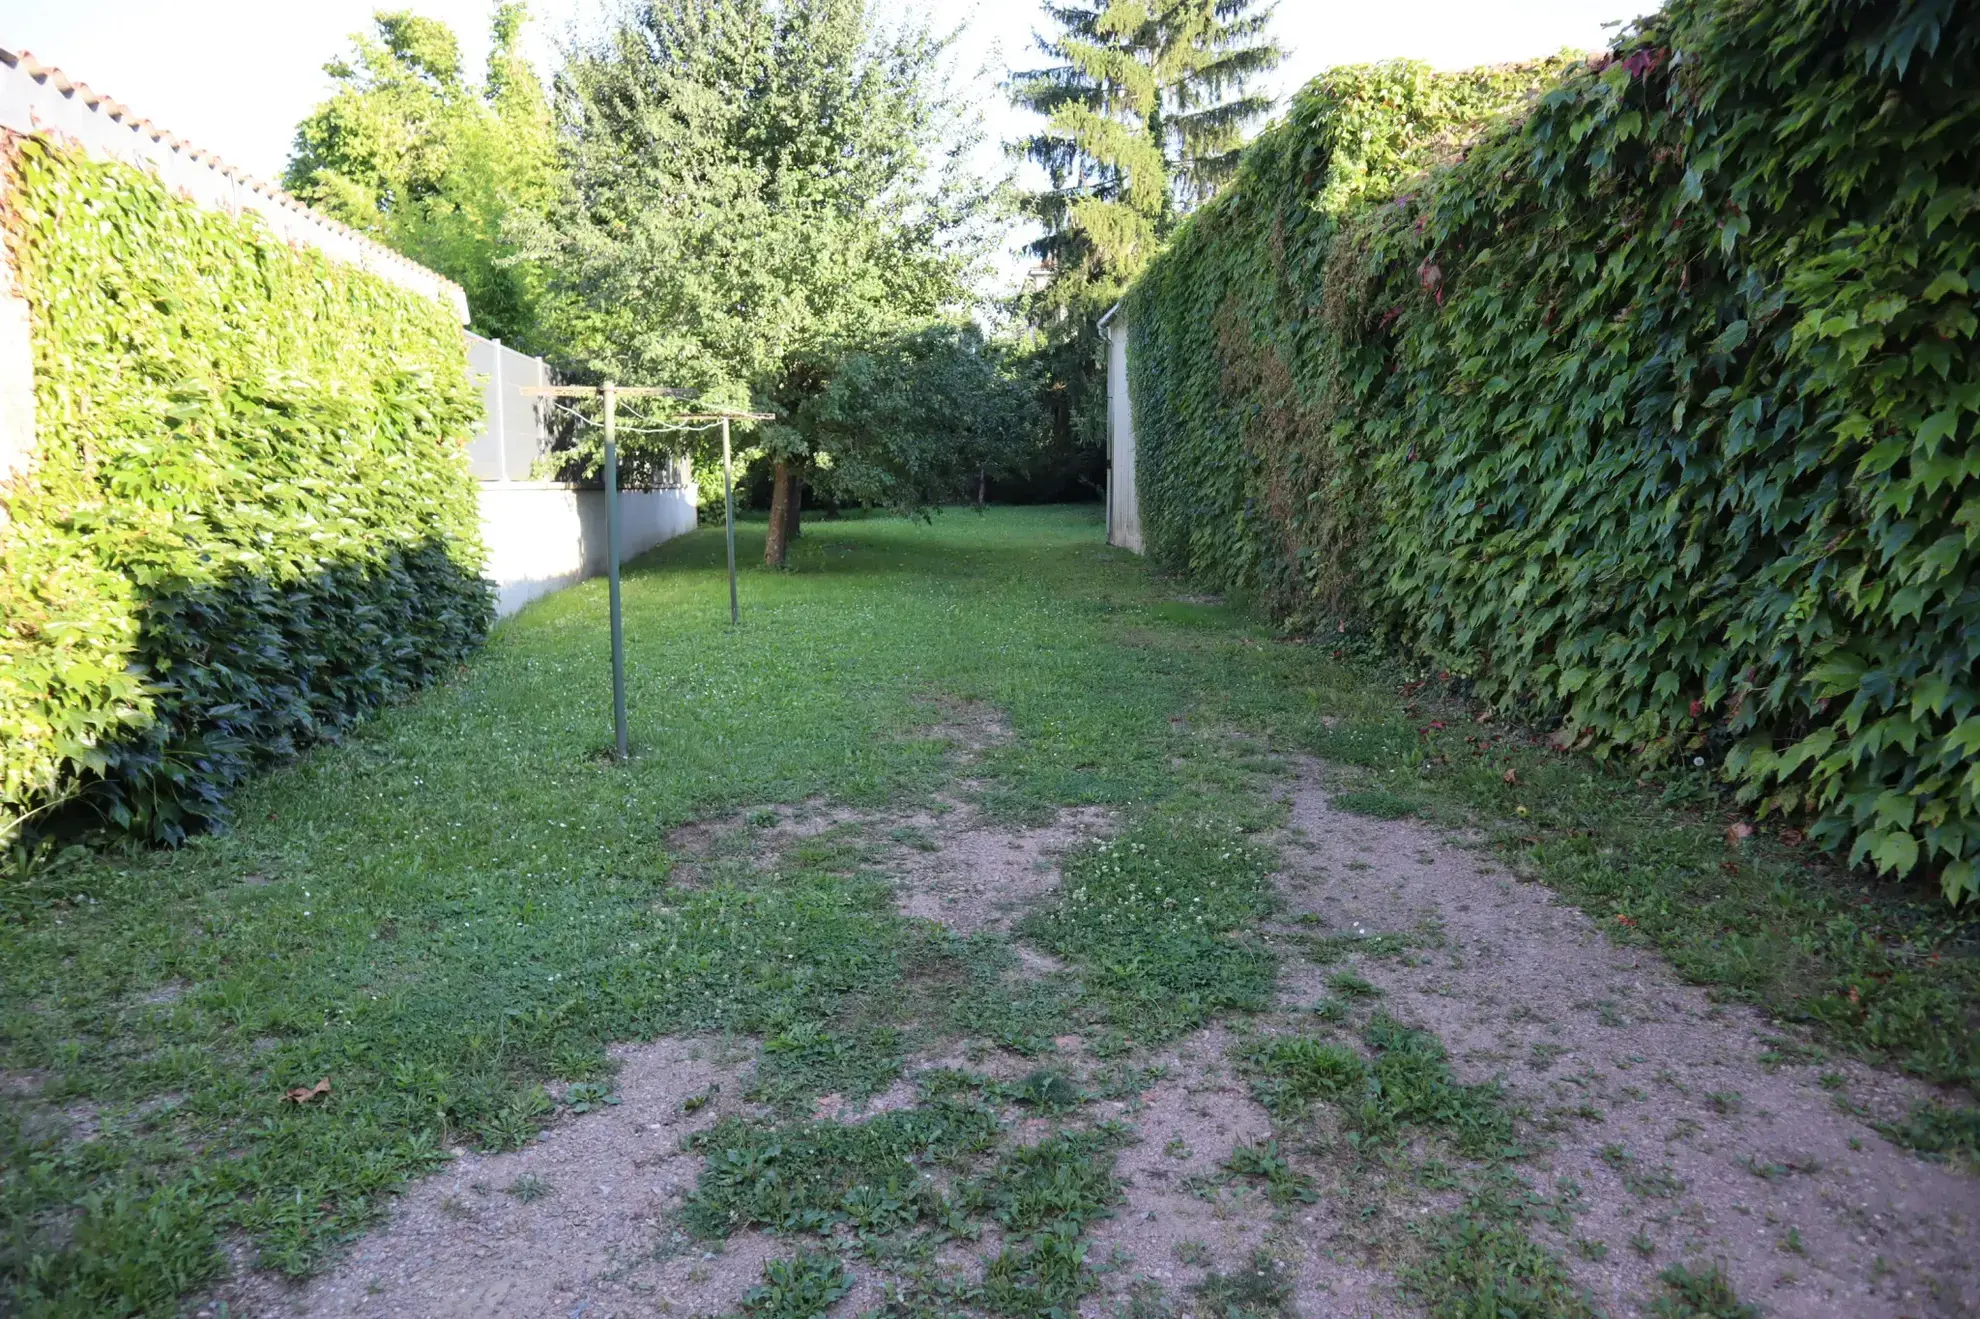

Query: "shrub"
(1, 141), (490, 841)
(1125, 1), (1980, 900)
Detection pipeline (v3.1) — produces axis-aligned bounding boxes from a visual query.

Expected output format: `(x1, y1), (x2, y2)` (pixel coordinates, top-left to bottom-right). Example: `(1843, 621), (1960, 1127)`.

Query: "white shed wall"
(1106, 314), (1144, 554)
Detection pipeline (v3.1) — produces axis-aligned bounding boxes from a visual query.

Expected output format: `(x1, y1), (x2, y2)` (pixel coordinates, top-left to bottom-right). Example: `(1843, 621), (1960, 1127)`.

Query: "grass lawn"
(2, 505), (1974, 1316)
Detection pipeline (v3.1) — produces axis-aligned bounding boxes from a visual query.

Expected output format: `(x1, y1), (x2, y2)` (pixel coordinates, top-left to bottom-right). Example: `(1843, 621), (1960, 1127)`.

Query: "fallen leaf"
(1724, 821), (1755, 847)
(1688, 699), (1704, 718)
(1847, 985), (1861, 1006)
(1779, 828), (1804, 848)
(1474, 710), (1494, 724)
(1615, 914), (1637, 927)
(1501, 768), (1519, 785)
(1547, 726), (1576, 751)
(284, 1077), (332, 1105)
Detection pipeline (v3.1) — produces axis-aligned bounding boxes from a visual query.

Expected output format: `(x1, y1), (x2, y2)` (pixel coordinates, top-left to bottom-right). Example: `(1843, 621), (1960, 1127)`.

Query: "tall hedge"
(1126, 0), (1980, 901)
(1, 141), (491, 842)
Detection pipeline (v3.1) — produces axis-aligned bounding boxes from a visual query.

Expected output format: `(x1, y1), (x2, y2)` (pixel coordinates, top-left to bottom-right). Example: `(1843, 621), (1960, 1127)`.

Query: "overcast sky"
(3, 0), (1653, 289)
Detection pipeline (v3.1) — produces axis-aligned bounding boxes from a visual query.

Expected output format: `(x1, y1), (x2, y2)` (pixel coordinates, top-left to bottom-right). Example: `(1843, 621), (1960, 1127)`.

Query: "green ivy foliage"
(2, 142), (491, 842)
(1126, 0), (1980, 901)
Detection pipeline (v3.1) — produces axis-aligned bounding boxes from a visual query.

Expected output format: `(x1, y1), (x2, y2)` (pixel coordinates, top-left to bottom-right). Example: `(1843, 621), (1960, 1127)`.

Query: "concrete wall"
(480, 483), (699, 619)
(1105, 313), (1144, 554)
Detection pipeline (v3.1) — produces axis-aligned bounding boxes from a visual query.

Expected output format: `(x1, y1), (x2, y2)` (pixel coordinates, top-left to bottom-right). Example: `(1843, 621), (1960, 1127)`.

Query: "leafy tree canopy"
(285, 4), (558, 346)
(800, 323), (1046, 515)
(531, 0), (1010, 562)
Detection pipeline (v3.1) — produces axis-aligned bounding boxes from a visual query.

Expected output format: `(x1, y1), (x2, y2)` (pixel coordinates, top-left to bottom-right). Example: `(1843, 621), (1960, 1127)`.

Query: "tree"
(286, 5), (558, 346)
(1009, 1), (1282, 455)
(534, 0), (1001, 566)
(800, 324), (1046, 515)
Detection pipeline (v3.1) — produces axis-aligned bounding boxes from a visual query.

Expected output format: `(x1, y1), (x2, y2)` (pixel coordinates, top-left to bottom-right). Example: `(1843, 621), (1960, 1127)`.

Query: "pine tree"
(1009, 0), (1282, 452)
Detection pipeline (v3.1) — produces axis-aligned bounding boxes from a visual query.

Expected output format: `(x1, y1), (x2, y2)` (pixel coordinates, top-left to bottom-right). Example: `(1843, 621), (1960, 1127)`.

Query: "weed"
(1311, 997), (1350, 1022)
(987, 1129), (1122, 1235)
(1779, 1227), (1804, 1255)
(1706, 1090), (1743, 1116)
(1650, 1260), (1757, 1318)
(1191, 1250), (1294, 1318)
(562, 1081), (618, 1114)
(742, 1250), (852, 1319)
(684, 1101), (1000, 1237)
(1224, 1141), (1319, 1204)
(1010, 1070), (1081, 1113)
(503, 1175), (550, 1203)
(1245, 1036), (1368, 1116)
(1332, 790), (1422, 820)
(1405, 1179), (1594, 1319)
(1874, 1101), (1980, 1172)
(1173, 1239), (1212, 1267)
(1528, 1041), (1568, 1071)
(1325, 971), (1382, 999)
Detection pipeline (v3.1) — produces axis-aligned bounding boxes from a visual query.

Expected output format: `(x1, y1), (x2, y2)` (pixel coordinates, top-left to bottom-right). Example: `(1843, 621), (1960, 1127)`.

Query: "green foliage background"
(1125, 0), (1980, 899)
(1, 142), (491, 842)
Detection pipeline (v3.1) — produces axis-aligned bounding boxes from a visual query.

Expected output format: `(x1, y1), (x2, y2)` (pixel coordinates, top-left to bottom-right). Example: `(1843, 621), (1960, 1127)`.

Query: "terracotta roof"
(0, 46), (467, 302)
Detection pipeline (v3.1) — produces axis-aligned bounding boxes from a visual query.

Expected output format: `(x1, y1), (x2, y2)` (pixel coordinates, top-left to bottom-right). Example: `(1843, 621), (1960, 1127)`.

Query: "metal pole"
(603, 382), (628, 760)
(722, 417), (739, 626)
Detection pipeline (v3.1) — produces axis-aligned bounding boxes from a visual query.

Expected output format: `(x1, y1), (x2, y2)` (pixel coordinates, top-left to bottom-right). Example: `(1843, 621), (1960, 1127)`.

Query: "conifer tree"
(1010, 0), (1282, 451)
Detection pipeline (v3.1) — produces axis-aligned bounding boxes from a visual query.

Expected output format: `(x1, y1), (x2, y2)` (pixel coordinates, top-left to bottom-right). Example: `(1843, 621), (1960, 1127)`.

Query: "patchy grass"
(1, 505), (1973, 1315)
(1019, 822), (1279, 1041)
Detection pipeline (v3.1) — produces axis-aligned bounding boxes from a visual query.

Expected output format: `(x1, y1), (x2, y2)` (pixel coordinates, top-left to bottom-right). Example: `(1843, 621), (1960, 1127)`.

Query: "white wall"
(1106, 313), (1144, 554)
(480, 482), (699, 619)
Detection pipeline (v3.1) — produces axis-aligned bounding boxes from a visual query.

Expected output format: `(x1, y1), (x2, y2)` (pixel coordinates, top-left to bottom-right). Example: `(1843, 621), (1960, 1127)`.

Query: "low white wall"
(479, 482), (699, 619)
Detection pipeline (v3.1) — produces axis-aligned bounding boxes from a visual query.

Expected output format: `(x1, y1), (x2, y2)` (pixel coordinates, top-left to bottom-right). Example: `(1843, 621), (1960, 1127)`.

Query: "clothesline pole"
(603, 381), (628, 761)
(722, 417), (739, 627)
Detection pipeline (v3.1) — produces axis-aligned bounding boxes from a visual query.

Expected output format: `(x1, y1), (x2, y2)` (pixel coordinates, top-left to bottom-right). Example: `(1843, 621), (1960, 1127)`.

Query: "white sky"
(3, 0), (1653, 289)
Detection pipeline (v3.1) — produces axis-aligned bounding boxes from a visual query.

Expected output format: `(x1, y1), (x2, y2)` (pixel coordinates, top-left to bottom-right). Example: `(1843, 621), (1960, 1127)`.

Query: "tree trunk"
(976, 463), (987, 510)
(764, 460), (793, 568)
(782, 465), (803, 544)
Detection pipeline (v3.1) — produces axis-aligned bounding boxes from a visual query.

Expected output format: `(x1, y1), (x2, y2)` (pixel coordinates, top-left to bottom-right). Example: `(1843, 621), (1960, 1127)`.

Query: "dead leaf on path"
(1502, 768), (1519, 785)
(1724, 822), (1755, 847)
(284, 1078), (332, 1105)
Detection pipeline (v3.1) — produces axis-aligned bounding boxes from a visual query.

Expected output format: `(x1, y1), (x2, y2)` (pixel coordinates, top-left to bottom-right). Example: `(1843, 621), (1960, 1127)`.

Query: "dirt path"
(215, 768), (1978, 1319)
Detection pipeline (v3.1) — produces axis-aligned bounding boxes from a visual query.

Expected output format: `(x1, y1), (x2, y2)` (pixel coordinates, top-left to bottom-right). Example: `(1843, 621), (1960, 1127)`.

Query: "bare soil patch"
(1264, 764), (1980, 1318)
(213, 1038), (769, 1318)
(889, 802), (1112, 938)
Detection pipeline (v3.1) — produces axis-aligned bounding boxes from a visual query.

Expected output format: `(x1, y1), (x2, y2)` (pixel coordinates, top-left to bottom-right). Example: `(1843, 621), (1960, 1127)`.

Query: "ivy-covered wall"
(1126, 0), (1980, 901)
(1, 141), (491, 841)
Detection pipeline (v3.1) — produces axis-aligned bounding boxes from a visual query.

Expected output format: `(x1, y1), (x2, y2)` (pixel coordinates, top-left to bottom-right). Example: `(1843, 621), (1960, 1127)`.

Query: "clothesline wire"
(543, 400), (725, 436)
